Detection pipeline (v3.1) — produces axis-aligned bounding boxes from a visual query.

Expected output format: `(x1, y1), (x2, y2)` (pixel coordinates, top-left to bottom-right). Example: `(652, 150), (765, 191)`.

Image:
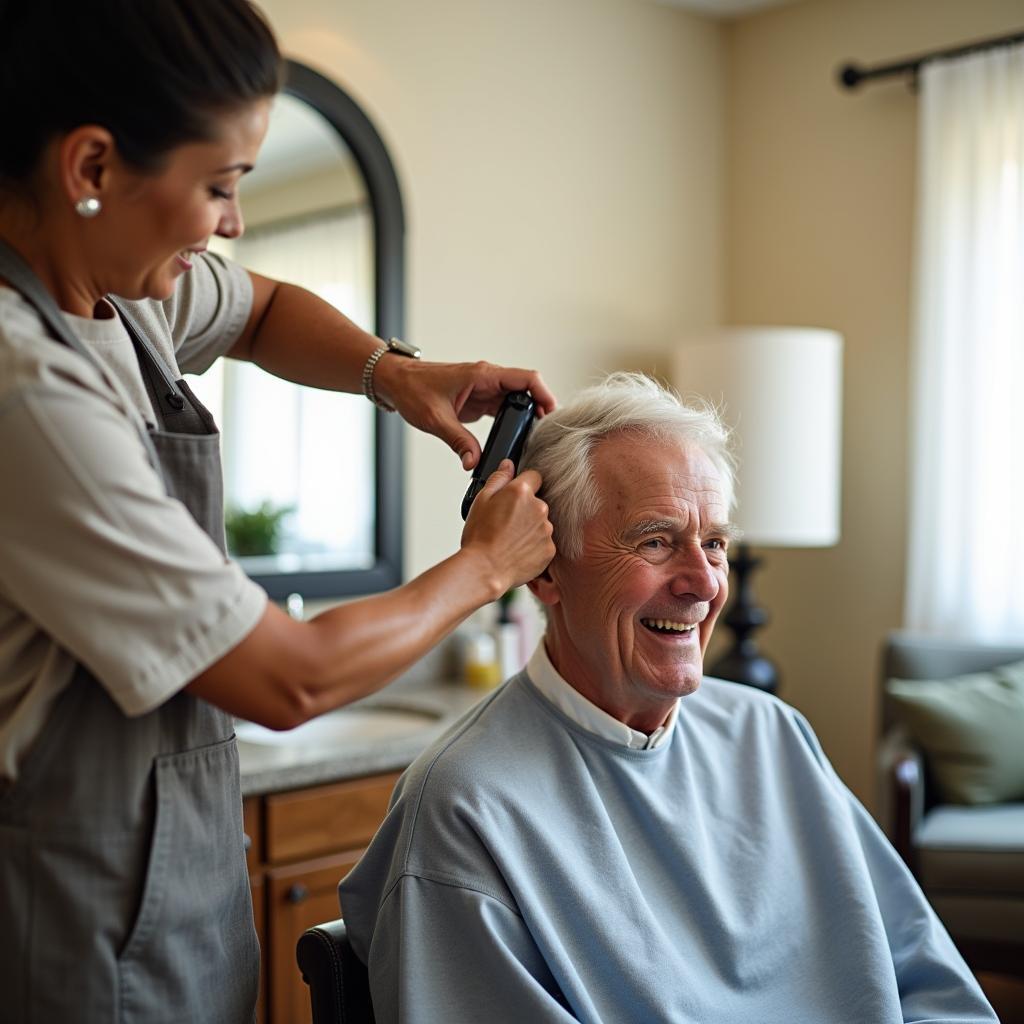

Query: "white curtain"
(197, 206), (377, 566)
(905, 43), (1024, 640)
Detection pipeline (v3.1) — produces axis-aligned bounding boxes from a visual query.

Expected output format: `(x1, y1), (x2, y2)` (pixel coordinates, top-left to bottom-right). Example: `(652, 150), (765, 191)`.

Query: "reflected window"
(190, 93), (378, 577)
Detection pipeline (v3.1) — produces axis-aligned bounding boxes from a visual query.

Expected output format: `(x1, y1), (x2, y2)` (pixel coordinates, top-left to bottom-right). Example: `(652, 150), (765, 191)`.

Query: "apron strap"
(108, 297), (210, 433)
(0, 239), (98, 361)
(0, 238), (165, 477)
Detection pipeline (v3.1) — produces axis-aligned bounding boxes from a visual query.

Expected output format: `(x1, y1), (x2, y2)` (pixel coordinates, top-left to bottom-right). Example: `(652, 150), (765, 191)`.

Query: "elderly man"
(339, 373), (995, 1023)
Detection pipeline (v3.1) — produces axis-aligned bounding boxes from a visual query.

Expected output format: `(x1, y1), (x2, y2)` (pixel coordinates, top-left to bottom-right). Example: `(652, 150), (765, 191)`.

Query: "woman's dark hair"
(0, 0), (283, 185)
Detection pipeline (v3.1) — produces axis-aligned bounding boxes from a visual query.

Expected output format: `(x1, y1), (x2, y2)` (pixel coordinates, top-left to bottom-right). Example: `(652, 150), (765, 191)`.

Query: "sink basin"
(235, 704), (440, 750)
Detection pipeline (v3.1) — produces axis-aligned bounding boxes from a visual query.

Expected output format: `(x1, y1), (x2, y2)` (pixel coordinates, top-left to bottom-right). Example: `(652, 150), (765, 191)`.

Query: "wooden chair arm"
(891, 751), (921, 872)
(878, 727), (925, 872)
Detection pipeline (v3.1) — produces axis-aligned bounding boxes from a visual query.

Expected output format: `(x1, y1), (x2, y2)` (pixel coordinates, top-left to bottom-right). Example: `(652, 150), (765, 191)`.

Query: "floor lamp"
(673, 327), (843, 696)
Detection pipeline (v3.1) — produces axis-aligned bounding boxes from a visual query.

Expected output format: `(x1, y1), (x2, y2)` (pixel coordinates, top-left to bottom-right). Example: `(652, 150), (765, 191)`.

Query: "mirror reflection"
(189, 93), (378, 576)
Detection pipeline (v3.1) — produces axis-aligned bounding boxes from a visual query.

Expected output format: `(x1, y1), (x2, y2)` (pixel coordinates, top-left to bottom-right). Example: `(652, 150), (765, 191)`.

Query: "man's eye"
(210, 187), (235, 200)
(704, 538), (726, 552)
(640, 538), (668, 552)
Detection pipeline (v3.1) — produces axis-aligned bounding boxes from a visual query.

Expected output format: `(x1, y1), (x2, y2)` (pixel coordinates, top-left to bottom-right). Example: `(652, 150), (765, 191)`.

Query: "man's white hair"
(520, 372), (735, 561)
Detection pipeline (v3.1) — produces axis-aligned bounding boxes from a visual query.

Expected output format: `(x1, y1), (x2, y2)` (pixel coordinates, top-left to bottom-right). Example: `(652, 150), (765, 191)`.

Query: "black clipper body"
(461, 391), (537, 520)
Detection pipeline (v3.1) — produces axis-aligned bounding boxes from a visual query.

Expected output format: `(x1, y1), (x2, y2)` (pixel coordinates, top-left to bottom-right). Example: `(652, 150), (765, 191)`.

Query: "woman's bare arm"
(186, 463), (553, 728)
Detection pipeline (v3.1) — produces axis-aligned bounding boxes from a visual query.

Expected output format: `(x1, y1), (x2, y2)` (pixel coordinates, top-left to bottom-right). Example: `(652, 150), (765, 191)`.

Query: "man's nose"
(668, 550), (720, 603)
(215, 196), (245, 240)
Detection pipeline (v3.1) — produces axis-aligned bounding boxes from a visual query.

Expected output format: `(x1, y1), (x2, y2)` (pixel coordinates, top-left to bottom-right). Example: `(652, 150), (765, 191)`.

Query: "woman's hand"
(460, 459), (555, 594)
(374, 358), (556, 469)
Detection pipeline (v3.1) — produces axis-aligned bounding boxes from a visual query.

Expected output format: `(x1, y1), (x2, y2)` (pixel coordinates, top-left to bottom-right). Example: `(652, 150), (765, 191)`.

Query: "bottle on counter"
(462, 631), (501, 690)
(494, 587), (526, 682)
(495, 621), (521, 682)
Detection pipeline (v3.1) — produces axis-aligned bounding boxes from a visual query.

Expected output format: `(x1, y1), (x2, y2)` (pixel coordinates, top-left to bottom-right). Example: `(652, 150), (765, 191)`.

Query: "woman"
(0, 1), (555, 1020)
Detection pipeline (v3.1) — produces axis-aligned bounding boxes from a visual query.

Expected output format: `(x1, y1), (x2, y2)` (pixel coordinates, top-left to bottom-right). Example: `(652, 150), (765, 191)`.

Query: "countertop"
(237, 681), (487, 796)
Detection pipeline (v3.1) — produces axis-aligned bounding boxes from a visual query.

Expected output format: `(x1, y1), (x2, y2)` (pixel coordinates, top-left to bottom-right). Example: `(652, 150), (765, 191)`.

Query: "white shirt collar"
(526, 641), (678, 750)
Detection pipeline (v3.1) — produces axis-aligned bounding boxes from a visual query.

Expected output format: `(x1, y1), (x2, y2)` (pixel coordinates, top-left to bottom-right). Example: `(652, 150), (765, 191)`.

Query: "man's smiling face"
(532, 431), (735, 732)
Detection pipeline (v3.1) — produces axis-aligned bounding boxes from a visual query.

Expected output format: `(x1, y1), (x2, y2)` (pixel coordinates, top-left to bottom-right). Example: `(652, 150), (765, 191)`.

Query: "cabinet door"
(267, 850), (364, 1024)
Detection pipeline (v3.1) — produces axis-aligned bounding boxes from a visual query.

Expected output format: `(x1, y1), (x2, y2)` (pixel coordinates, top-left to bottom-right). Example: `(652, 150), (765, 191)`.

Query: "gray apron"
(0, 241), (259, 1023)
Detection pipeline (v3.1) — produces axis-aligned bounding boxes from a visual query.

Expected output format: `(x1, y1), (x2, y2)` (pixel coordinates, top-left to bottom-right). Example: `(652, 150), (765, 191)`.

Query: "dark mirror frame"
(247, 60), (405, 601)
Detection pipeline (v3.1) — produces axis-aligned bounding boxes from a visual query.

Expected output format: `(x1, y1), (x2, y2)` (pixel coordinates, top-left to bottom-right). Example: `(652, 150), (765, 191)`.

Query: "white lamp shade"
(673, 327), (843, 547)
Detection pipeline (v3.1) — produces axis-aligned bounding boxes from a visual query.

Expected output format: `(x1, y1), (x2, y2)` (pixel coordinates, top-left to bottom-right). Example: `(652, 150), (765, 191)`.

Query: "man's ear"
(527, 561), (561, 608)
(59, 125), (117, 204)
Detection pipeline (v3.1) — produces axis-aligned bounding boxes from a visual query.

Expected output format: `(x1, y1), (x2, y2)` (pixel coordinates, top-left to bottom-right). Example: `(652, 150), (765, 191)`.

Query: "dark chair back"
(297, 918), (375, 1024)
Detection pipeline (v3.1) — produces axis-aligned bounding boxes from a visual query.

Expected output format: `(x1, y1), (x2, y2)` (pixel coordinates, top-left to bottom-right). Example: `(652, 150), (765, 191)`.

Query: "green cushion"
(886, 660), (1024, 806)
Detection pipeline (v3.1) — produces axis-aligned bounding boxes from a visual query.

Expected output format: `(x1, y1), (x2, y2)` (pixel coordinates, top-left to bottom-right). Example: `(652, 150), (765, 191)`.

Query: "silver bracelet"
(361, 337), (421, 411)
(361, 344), (396, 412)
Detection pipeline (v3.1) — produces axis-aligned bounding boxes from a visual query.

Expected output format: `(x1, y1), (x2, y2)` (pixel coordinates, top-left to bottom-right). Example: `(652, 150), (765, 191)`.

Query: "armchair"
(880, 631), (1024, 977)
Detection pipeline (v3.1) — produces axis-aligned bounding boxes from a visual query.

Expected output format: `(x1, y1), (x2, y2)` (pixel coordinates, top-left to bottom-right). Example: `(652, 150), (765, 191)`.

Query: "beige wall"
(256, 0), (1023, 809)
(258, 0), (726, 593)
(724, 0), (1024, 806)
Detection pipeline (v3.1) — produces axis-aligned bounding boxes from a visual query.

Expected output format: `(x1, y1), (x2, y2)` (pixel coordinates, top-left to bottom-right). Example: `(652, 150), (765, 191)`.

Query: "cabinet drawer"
(265, 772), (401, 863)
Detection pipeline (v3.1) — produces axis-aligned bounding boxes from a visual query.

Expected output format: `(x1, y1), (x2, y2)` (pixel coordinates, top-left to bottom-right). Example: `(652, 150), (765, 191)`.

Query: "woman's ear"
(59, 125), (116, 205)
(527, 561), (561, 608)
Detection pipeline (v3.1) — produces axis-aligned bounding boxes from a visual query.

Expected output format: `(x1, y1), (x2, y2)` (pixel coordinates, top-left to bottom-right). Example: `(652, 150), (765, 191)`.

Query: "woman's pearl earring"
(75, 196), (102, 218)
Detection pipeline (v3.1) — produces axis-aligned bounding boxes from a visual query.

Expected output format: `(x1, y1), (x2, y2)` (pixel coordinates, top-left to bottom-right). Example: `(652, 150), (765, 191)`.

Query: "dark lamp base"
(707, 542), (780, 697)
(708, 648), (778, 694)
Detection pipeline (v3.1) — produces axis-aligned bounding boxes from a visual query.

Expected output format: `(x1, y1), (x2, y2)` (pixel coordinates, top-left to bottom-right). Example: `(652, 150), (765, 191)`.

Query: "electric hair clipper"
(461, 391), (537, 520)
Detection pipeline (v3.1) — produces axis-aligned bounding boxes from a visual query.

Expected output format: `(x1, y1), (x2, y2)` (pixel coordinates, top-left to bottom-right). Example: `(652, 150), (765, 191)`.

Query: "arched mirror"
(190, 61), (404, 601)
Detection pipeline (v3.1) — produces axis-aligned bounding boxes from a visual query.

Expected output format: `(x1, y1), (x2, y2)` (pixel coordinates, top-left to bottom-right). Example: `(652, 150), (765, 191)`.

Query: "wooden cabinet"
(244, 771), (401, 1024)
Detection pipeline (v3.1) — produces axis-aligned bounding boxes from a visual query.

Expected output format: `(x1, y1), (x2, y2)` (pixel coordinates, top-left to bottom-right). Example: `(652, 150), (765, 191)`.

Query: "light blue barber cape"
(339, 672), (996, 1023)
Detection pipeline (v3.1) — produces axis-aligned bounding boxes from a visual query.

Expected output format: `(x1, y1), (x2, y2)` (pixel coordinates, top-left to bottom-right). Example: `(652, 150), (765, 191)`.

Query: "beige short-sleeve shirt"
(0, 253), (268, 780)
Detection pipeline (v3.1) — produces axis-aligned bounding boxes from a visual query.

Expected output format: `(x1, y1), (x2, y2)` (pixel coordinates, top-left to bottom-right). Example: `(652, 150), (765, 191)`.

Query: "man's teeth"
(642, 618), (697, 633)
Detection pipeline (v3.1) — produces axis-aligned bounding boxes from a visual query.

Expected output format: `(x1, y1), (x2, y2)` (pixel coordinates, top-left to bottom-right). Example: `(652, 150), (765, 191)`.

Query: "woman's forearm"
(302, 544), (506, 713)
(186, 543), (504, 728)
(187, 465), (553, 728)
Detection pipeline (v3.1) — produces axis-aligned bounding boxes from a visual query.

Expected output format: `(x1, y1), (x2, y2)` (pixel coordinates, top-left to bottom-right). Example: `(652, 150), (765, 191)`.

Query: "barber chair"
(297, 918), (375, 1024)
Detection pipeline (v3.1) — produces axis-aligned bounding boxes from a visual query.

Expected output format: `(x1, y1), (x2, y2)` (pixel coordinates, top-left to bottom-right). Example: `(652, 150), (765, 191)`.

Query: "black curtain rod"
(838, 27), (1024, 90)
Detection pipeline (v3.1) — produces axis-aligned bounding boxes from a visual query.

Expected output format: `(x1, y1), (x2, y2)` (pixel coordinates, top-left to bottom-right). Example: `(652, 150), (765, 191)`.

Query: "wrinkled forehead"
(591, 433), (730, 525)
